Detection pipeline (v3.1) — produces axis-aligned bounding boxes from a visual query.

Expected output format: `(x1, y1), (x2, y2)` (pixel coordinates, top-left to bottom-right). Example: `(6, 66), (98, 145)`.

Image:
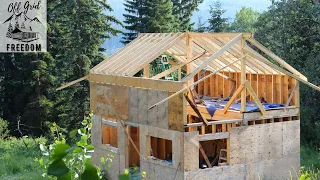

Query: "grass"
(0, 136), (320, 180)
(0, 137), (47, 180)
(300, 145), (320, 179)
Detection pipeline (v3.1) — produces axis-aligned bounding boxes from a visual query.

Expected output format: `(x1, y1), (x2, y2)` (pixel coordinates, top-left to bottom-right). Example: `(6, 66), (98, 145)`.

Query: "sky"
(103, 0), (272, 55)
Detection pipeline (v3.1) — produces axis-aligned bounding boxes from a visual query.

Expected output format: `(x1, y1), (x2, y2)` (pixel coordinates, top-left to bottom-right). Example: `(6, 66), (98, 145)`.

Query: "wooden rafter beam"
(223, 84), (245, 114)
(246, 38), (307, 80)
(285, 82), (299, 109)
(244, 46), (320, 92)
(151, 51), (206, 80)
(56, 75), (89, 91)
(149, 56), (245, 110)
(244, 81), (267, 115)
(182, 33), (243, 82)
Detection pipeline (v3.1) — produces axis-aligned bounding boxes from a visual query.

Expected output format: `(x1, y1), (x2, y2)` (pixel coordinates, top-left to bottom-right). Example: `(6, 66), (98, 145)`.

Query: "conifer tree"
(172, 0), (204, 31)
(21, 22), (26, 29)
(122, 0), (147, 44)
(15, 21), (19, 29)
(145, 0), (175, 33)
(6, 23), (13, 38)
(195, 16), (206, 32)
(207, 1), (228, 32)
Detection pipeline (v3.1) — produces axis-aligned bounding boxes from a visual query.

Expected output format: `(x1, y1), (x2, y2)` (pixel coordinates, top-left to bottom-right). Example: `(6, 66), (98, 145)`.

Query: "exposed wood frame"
(241, 38), (246, 112)
(244, 81), (267, 115)
(151, 51), (206, 79)
(223, 84), (244, 114)
(189, 32), (252, 39)
(246, 38), (307, 80)
(199, 143), (213, 168)
(149, 57), (245, 110)
(184, 93), (209, 125)
(56, 75), (89, 91)
(285, 82), (299, 109)
(144, 64), (149, 78)
(182, 33), (243, 82)
(244, 46), (320, 92)
(198, 132), (230, 141)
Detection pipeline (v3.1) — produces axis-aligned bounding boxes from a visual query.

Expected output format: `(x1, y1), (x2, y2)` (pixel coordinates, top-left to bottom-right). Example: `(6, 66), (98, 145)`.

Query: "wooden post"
(178, 68), (182, 81)
(241, 37), (246, 112)
(186, 31), (192, 85)
(144, 64), (149, 78)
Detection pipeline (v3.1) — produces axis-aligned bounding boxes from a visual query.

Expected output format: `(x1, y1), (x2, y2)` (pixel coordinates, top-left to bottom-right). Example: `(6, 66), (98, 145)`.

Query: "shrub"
(0, 118), (10, 139)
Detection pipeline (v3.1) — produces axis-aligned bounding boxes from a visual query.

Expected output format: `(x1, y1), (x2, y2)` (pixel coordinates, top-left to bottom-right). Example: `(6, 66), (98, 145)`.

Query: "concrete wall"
(184, 121), (300, 180)
(140, 125), (184, 180)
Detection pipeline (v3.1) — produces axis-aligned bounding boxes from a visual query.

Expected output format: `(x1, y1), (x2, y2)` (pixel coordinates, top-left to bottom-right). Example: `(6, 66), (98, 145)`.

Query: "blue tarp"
(202, 98), (284, 117)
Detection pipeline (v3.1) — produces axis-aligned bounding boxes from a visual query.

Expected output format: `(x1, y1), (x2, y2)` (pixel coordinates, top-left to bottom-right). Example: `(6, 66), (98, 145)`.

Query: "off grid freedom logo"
(0, 0), (47, 52)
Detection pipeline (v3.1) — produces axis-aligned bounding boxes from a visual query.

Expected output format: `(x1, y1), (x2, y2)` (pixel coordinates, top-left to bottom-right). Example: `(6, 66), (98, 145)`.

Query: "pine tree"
(122, 0), (147, 44)
(15, 21), (19, 29)
(47, 0), (121, 130)
(195, 16), (206, 32)
(6, 23), (13, 38)
(172, 0), (204, 31)
(207, 1), (228, 32)
(21, 22), (26, 29)
(145, 0), (175, 33)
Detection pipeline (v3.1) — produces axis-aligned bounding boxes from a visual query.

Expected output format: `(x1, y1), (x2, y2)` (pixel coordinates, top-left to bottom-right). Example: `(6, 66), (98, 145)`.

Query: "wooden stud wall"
(150, 136), (173, 161)
(101, 124), (118, 148)
(194, 71), (298, 105)
(127, 126), (140, 167)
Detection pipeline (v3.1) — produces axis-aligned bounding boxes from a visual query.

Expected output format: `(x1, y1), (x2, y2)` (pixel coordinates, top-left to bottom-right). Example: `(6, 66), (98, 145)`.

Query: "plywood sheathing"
(129, 87), (168, 129)
(230, 121), (300, 165)
(96, 84), (129, 120)
(91, 115), (102, 147)
(184, 164), (247, 180)
(183, 131), (199, 171)
(93, 146), (120, 180)
(140, 125), (184, 170)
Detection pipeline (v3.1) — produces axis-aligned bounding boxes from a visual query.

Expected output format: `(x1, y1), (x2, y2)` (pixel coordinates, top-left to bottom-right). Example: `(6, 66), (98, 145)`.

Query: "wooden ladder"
(218, 149), (228, 166)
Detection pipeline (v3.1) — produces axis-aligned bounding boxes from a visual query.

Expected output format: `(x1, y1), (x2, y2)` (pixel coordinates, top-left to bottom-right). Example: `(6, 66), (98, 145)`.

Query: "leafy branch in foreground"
(36, 113), (111, 179)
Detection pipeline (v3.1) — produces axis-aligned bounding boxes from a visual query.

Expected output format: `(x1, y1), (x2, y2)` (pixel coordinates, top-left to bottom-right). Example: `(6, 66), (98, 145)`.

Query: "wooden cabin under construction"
(83, 32), (320, 179)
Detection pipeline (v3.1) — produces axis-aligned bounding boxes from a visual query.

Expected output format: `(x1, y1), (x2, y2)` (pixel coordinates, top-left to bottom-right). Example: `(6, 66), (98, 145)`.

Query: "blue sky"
(103, 0), (272, 55)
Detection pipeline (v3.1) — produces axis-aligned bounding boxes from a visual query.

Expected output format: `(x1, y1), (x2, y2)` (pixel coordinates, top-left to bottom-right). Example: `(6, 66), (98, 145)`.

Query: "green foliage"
(37, 114), (108, 179)
(172, 0), (204, 31)
(0, 137), (46, 179)
(254, 0), (320, 146)
(0, 118), (10, 139)
(207, 0), (228, 32)
(195, 16), (207, 32)
(229, 7), (260, 32)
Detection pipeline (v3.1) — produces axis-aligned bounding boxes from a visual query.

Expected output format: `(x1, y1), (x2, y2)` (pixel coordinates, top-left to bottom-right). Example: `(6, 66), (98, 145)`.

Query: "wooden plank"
(189, 32), (252, 38)
(102, 125), (110, 144)
(246, 38), (306, 80)
(90, 83), (97, 113)
(245, 46), (320, 92)
(96, 84), (129, 120)
(282, 76), (289, 104)
(168, 92), (185, 131)
(56, 75), (89, 91)
(285, 82), (298, 109)
(198, 132), (230, 141)
(241, 57), (246, 112)
(90, 74), (184, 92)
(199, 143), (212, 168)
(223, 84), (245, 114)
(144, 64), (149, 78)
(182, 33), (243, 82)
(244, 81), (267, 115)
(149, 58), (243, 110)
